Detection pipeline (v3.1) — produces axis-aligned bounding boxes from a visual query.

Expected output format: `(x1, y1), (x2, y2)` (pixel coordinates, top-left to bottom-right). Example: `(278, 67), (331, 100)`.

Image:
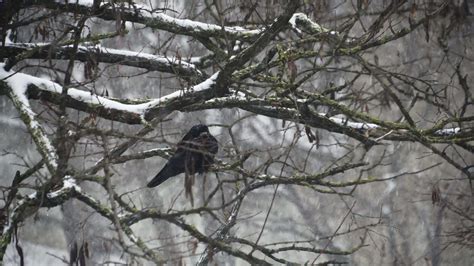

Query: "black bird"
(147, 124), (218, 188)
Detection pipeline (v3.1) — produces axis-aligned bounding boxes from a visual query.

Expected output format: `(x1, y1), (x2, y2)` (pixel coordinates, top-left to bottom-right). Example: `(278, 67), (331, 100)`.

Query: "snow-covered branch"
(1, 43), (206, 81)
(289, 13), (335, 35)
(0, 176), (81, 258)
(1, 69), (58, 174)
(25, 0), (261, 40)
(185, 94), (469, 144)
(20, 1), (339, 43)
(0, 64), (220, 124)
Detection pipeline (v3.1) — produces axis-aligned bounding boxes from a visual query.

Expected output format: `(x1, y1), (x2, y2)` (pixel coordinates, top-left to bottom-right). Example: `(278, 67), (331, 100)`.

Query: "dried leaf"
(69, 242), (78, 265)
(431, 184), (441, 205)
(305, 126), (315, 143)
(191, 239), (198, 255)
(409, 3), (417, 26)
(176, 50), (182, 65)
(287, 60), (297, 82)
(410, 3), (417, 17)
(424, 19), (430, 42)
(79, 243), (86, 266)
(185, 160), (195, 206)
(15, 227), (24, 266)
(84, 242), (90, 258)
(315, 130), (320, 149)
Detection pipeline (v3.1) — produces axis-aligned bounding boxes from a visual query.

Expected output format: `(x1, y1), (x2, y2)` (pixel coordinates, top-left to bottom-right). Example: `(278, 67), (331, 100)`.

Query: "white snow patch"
(289, 13), (328, 34)
(204, 91), (247, 104)
(323, 114), (379, 130)
(258, 174), (278, 179)
(233, 40), (241, 52)
(63, 175), (81, 192)
(4, 30), (13, 44)
(158, 13), (259, 34)
(288, 14), (301, 32)
(384, 180), (396, 194)
(47, 176), (81, 199)
(434, 127), (460, 135)
(128, 234), (138, 243)
(28, 192), (38, 200)
(382, 205), (391, 214)
(189, 57), (204, 64)
(55, 0), (93, 6)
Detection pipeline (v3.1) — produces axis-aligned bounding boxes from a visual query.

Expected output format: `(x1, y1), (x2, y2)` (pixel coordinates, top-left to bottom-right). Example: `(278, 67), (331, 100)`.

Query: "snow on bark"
(4, 42), (204, 78)
(2, 175), (81, 242)
(49, 0), (261, 38)
(1, 65), (58, 173)
(203, 94), (462, 138)
(326, 114), (460, 136)
(54, 0), (94, 6)
(97, 46), (200, 71)
(125, 1), (262, 36)
(289, 13), (330, 34)
(48, 1), (332, 40)
(143, 71), (219, 109)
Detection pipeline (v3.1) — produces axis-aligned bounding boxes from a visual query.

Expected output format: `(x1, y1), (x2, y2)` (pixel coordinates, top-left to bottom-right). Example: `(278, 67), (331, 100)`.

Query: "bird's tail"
(147, 163), (180, 187)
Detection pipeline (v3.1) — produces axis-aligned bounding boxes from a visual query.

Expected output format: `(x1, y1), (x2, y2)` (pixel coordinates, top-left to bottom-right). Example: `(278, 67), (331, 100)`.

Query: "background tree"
(0, 0), (473, 264)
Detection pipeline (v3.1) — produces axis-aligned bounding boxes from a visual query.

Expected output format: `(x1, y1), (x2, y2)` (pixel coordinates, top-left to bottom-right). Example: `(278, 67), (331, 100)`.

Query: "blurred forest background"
(0, 0), (473, 265)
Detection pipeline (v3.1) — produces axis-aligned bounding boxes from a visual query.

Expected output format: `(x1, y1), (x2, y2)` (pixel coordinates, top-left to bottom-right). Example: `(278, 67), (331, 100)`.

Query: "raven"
(147, 124), (218, 188)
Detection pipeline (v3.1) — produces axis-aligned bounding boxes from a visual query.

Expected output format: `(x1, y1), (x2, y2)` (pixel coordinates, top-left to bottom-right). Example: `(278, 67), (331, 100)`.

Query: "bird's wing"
(193, 133), (218, 172)
(194, 133), (218, 154)
(207, 134), (218, 154)
(146, 150), (186, 187)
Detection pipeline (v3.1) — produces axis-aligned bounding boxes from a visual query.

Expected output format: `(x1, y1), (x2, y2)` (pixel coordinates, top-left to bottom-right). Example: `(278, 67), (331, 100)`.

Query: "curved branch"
(1, 80), (58, 174)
